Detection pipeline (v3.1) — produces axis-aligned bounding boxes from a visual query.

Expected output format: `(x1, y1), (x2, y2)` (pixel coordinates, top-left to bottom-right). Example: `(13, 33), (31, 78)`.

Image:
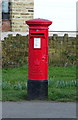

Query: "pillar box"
(26, 18), (52, 99)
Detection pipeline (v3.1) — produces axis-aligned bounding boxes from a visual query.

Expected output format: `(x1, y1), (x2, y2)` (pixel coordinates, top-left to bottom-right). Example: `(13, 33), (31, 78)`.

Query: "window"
(2, 0), (11, 31)
(2, 0), (10, 20)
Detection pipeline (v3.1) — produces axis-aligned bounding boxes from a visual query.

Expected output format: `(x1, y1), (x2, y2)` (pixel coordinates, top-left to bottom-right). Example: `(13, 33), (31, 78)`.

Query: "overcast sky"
(34, 0), (78, 31)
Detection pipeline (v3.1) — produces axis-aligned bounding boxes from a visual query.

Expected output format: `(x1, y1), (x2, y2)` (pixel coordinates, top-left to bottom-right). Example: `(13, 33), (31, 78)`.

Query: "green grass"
(2, 65), (77, 101)
(2, 90), (27, 101)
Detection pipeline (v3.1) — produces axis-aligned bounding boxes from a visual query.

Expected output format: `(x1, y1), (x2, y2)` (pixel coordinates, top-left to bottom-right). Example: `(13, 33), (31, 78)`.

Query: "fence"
(2, 33), (77, 68)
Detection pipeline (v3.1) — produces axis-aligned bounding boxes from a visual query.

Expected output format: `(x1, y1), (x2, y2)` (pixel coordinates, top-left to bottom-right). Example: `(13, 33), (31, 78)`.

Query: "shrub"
(2, 34), (77, 68)
(2, 34), (28, 68)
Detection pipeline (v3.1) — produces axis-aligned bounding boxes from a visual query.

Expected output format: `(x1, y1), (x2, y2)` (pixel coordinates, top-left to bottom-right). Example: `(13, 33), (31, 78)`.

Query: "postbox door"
(28, 36), (48, 80)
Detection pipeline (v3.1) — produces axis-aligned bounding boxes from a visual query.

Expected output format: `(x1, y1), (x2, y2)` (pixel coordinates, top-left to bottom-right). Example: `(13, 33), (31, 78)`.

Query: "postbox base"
(27, 80), (48, 100)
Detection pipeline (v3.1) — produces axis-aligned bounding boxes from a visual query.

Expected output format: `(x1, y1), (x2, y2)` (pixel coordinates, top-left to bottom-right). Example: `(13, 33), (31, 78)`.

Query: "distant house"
(76, 1), (78, 31)
(2, 0), (34, 32)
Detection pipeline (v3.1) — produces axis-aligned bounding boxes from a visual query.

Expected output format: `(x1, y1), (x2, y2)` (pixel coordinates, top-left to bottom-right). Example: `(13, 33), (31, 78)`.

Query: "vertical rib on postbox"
(26, 18), (52, 100)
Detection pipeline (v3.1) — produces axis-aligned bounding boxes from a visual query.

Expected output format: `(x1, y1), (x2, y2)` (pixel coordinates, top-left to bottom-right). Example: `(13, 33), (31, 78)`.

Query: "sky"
(34, 0), (78, 31)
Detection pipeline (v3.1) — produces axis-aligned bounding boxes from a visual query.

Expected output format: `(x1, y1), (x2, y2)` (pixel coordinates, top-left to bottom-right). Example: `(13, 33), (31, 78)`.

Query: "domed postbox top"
(26, 18), (52, 27)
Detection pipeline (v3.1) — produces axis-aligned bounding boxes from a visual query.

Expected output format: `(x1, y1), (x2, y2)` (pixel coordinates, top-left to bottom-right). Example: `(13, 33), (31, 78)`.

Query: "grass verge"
(2, 65), (77, 101)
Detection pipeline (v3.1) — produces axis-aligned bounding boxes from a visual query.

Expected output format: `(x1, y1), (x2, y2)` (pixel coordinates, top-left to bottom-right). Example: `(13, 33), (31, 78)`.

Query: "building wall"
(0, 0), (2, 31)
(10, 0), (34, 32)
(76, 1), (78, 31)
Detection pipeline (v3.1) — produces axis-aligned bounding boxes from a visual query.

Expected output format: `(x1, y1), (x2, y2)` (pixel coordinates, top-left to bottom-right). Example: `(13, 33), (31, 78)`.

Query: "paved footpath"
(2, 101), (77, 118)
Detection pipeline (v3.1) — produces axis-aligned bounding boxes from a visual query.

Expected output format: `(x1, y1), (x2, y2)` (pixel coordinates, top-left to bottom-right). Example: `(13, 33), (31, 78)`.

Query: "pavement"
(0, 102), (2, 120)
(2, 101), (77, 118)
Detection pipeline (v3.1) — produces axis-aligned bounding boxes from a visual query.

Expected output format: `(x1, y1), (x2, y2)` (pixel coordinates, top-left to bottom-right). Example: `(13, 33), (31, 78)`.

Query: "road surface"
(2, 101), (77, 118)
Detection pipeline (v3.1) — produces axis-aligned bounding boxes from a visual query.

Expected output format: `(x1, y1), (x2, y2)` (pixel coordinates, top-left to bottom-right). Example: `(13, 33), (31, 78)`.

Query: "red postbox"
(26, 18), (52, 99)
